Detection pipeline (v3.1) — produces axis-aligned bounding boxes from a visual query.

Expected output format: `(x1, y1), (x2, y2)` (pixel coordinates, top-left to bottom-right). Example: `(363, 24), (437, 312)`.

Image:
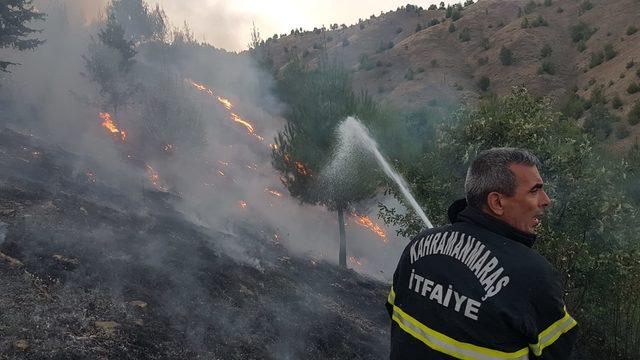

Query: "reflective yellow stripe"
(529, 306), (577, 356)
(388, 286), (396, 305)
(391, 304), (530, 360)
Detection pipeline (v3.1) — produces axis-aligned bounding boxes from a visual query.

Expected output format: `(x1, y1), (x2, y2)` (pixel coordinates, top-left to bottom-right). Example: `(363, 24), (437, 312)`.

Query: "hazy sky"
(155, 0), (446, 52)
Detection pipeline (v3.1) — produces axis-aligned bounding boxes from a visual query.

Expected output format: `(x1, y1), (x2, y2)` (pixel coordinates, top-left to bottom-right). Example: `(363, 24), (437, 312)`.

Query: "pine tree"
(0, 0), (46, 72)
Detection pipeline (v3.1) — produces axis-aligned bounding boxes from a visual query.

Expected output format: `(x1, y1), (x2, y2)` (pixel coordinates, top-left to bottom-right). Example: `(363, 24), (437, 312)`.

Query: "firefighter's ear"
(486, 192), (504, 216)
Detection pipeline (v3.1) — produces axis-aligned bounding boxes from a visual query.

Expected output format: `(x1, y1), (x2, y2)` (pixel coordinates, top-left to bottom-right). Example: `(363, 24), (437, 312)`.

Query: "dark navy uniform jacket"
(387, 199), (577, 359)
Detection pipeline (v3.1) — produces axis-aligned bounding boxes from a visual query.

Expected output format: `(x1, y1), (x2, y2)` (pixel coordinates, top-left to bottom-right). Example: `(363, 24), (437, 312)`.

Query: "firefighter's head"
(465, 148), (551, 234)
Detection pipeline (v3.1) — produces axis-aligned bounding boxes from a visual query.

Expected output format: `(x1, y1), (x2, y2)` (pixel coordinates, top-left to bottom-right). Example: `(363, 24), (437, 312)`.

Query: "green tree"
(477, 76), (490, 91)
(500, 46), (513, 65)
(0, 0), (46, 72)
(272, 60), (380, 268)
(458, 27), (471, 42)
(84, 13), (137, 115)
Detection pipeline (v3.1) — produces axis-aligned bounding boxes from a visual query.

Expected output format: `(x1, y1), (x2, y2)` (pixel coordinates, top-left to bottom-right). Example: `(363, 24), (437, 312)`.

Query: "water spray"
(334, 117), (433, 229)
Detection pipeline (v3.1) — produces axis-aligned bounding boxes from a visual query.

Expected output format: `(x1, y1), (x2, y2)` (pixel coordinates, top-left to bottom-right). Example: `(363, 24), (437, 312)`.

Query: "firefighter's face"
(497, 164), (550, 234)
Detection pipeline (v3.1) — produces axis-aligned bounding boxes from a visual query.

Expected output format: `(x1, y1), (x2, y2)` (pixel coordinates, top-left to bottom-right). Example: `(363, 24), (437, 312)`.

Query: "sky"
(155, 0), (446, 52)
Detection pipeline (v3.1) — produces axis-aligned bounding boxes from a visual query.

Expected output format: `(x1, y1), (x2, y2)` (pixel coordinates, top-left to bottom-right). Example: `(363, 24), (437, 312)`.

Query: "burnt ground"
(0, 128), (390, 359)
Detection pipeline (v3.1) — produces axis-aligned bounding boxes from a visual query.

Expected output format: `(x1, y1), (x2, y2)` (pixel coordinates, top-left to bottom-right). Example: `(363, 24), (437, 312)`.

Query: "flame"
(99, 112), (126, 142)
(187, 79), (207, 91)
(265, 188), (283, 197)
(86, 171), (97, 183)
(349, 256), (363, 266)
(238, 200), (247, 209)
(164, 144), (174, 153)
(230, 113), (254, 134)
(217, 96), (233, 110)
(352, 213), (388, 243)
(268, 143), (278, 150)
(218, 170), (225, 176)
(146, 164), (168, 191)
(218, 160), (230, 166)
(254, 134), (264, 141)
(294, 161), (311, 177)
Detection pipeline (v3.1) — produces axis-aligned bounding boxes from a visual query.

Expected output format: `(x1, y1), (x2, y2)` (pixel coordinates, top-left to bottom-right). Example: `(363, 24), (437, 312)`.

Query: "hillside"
(261, 0), (640, 142)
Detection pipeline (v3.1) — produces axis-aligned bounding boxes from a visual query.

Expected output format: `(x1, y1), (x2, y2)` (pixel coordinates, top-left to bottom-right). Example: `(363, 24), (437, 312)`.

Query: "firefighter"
(387, 148), (577, 359)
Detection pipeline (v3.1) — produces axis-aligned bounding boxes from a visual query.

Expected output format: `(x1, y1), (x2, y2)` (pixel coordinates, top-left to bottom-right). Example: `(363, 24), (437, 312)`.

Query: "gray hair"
(465, 148), (541, 209)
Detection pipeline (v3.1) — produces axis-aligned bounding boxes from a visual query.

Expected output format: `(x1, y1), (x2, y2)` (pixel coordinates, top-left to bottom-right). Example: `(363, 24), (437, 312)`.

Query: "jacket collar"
(447, 198), (537, 248)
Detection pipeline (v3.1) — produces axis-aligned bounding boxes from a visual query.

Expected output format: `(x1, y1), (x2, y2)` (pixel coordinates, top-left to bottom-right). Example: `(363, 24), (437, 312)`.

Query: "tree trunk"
(338, 207), (346, 268)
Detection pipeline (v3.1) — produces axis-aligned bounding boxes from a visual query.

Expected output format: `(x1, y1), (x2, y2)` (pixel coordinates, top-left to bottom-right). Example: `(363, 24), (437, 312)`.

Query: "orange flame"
(238, 200), (247, 209)
(230, 113), (255, 134)
(217, 96), (233, 110)
(294, 161), (311, 177)
(99, 112), (126, 142)
(349, 256), (363, 266)
(352, 213), (388, 243)
(265, 188), (283, 197)
(269, 143), (278, 150)
(146, 164), (168, 191)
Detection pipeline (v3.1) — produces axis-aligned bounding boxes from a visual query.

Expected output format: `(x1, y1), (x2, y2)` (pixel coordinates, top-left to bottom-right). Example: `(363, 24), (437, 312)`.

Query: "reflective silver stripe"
(529, 309), (577, 356)
(392, 307), (529, 360)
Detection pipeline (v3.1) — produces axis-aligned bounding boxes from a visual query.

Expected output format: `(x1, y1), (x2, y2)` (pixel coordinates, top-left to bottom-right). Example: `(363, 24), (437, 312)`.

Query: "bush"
(521, 17), (530, 29)
(451, 7), (462, 21)
(531, 15), (549, 27)
(429, 19), (440, 27)
(589, 51), (604, 68)
(448, 22), (456, 33)
(538, 60), (555, 75)
(584, 104), (614, 140)
(627, 25), (638, 36)
(637, 68), (640, 78)
(571, 22), (595, 43)
(581, 0), (593, 11)
(431, 59), (439, 67)
(577, 41), (587, 52)
(627, 82), (640, 94)
(524, 0), (537, 14)
(614, 123), (630, 139)
(404, 67), (415, 80)
(544, 0), (552, 6)
(561, 92), (586, 119)
(481, 38), (490, 50)
(415, 23), (423, 33)
(628, 102), (640, 125)
(500, 46), (513, 65)
(603, 43), (617, 60)
(612, 95), (624, 109)
(478, 76), (490, 91)
(540, 44), (553, 58)
(627, 61), (635, 69)
(459, 27), (471, 42)
(359, 54), (374, 70)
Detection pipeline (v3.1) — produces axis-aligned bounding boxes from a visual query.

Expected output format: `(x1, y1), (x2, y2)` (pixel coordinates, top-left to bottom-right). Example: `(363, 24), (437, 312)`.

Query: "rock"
(52, 254), (80, 267)
(0, 252), (23, 268)
(14, 339), (28, 351)
(129, 300), (148, 310)
(95, 321), (120, 334)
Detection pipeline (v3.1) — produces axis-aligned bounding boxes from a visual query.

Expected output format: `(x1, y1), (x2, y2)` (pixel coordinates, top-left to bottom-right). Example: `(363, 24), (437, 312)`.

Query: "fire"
(86, 171), (97, 183)
(238, 200), (247, 209)
(218, 160), (230, 166)
(187, 79), (207, 91)
(230, 113), (254, 134)
(217, 170), (225, 176)
(269, 143), (278, 150)
(294, 161), (311, 177)
(99, 112), (126, 142)
(145, 165), (168, 191)
(352, 213), (388, 243)
(265, 188), (283, 197)
(246, 163), (258, 170)
(217, 96), (233, 110)
(163, 144), (174, 153)
(349, 256), (364, 266)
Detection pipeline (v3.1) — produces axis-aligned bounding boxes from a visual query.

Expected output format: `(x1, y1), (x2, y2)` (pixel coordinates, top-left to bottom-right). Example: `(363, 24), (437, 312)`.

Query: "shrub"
(577, 41), (587, 52)
(584, 104), (614, 140)
(429, 19), (440, 27)
(448, 22), (456, 33)
(581, 0), (593, 11)
(404, 67), (415, 80)
(451, 7), (462, 21)
(627, 61), (635, 69)
(614, 123), (630, 139)
(477, 56), (489, 66)
(431, 59), (439, 67)
(478, 76), (490, 91)
(637, 68), (640, 78)
(459, 27), (471, 42)
(481, 38), (490, 50)
(556, 7), (564, 13)
(628, 102), (640, 125)
(627, 25), (638, 36)
(544, 0), (552, 6)
(540, 44), (553, 58)
(524, 0), (537, 14)
(589, 51), (604, 68)
(561, 92), (586, 119)
(500, 46), (513, 65)
(531, 15), (548, 27)
(416, 67), (425, 73)
(521, 17), (530, 29)
(415, 23), (423, 33)
(603, 43), (617, 60)
(627, 82), (640, 94)
(612, 95), (624, 109)
(359, 54), (374, 70)
(538, 60), (555, 75)
(571, 22), (595, 43)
